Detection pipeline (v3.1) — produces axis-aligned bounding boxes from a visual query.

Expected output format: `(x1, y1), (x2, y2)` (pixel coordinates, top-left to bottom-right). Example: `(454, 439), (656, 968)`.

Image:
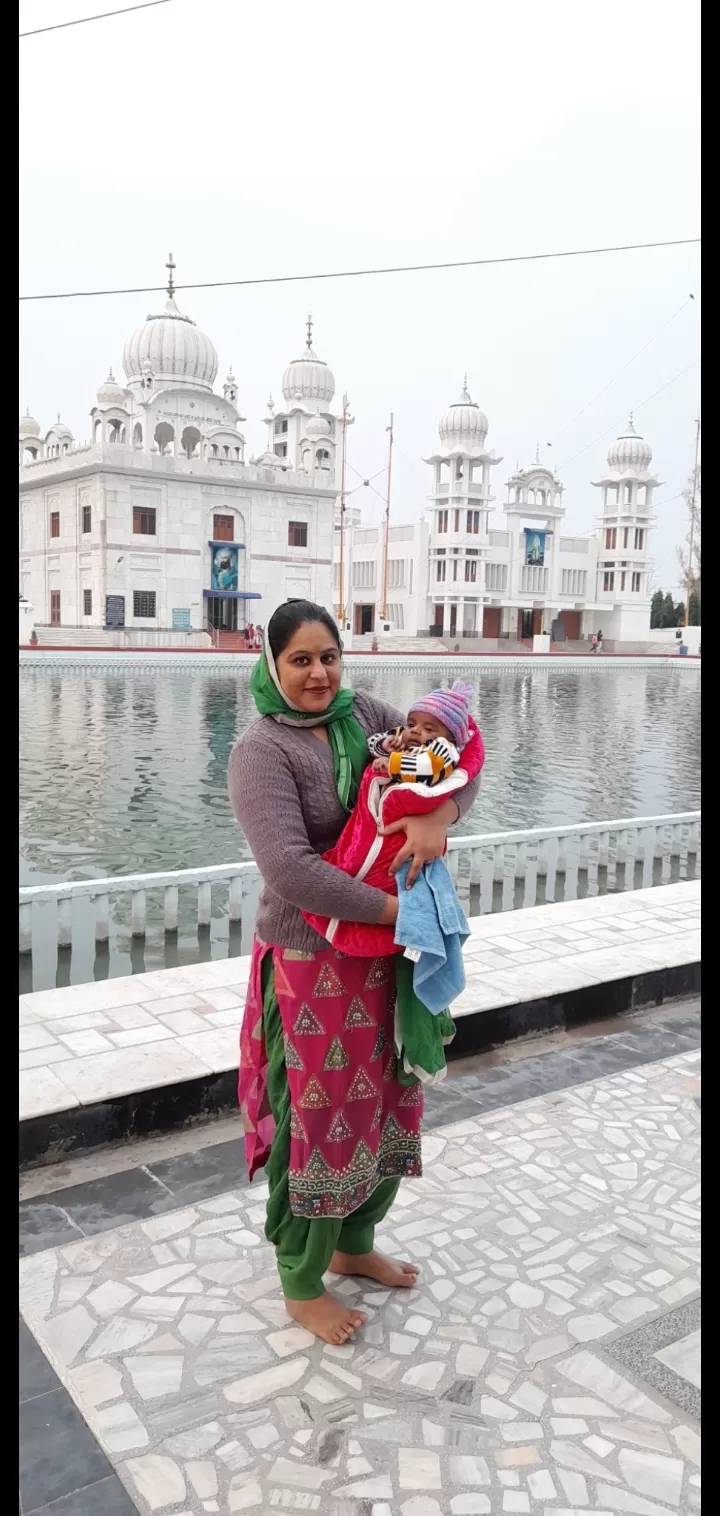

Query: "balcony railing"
(520, 565), (549, 594)
(19, 812), (700, 987)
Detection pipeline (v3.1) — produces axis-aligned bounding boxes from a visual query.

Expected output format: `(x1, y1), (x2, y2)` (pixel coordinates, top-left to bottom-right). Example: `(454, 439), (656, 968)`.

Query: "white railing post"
(228, 875), (244, 923)
(131, 889), (147, 938)
(94, 893), (110, 943)
(164, 885), (179, 933)
(19, 903), (32, 956)
(57, 897), (72, 949)
(197, 881), (212, 928)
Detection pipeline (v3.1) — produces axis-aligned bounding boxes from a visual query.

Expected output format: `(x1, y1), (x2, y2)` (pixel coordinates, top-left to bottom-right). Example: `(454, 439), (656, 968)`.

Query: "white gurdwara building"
(20, 270), (660, 649)
(335, 384), (659, 647)
(19, 261), (340, 642)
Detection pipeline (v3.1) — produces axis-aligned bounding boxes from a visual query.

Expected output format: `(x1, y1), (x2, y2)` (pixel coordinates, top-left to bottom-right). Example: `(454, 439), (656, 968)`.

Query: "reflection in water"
(19, 664), (700, 991)
(20, 664), (701, 885)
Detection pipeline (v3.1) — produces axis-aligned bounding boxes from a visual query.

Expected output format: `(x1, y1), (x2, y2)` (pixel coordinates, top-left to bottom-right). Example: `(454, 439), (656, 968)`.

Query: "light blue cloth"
(394, 857), (470, 1014)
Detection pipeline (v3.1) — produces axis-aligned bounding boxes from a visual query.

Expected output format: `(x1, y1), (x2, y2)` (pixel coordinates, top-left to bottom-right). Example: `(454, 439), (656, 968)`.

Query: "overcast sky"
(20, 0), (700, 590)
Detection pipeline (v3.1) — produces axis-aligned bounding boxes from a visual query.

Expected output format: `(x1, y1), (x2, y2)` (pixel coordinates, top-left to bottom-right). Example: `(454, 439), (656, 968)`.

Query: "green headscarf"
(250, 641), (369, 812)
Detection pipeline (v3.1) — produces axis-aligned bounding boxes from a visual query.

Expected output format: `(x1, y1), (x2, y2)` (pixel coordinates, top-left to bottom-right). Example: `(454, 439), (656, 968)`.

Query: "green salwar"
(261, 954), (400, 1300)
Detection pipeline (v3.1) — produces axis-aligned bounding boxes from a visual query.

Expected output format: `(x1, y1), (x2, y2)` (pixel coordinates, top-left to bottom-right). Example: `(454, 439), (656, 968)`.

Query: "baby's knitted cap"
(408, 680), (474, 749)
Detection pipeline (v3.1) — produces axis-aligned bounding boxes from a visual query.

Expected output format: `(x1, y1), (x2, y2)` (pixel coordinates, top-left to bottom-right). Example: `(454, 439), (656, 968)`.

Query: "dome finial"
(463, 371), (468, 390)
(535, 441), (540, 463)
(306, 312), (313, 351)
(166, 252), (176, 298)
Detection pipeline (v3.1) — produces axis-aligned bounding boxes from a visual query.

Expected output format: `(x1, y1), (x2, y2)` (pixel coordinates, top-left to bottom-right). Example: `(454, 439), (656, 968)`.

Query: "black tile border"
(603, 1297), (701, 1422)
(19, 996), (700, 1258)
(19, 1318), (136, 1515)
(19, 961), (700, 1173)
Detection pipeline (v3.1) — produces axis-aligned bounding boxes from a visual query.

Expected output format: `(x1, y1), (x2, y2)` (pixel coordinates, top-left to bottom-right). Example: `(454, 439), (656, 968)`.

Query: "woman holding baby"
(228, 599), (480, 1344)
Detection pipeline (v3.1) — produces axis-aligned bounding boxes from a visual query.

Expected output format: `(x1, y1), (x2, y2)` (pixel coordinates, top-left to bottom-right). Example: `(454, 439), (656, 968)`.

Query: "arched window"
(316, 449), (330, 469)
(94, 419), (102, 443)
(133, 423), (143, 449)
(181, 426), (202, 459)
(154, 422), (175, 456)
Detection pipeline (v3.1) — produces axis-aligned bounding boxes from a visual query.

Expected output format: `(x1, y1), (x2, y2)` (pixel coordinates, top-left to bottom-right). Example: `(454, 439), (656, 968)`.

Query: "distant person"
(591, 633), (598, 653)
(597, 629), (604, 653)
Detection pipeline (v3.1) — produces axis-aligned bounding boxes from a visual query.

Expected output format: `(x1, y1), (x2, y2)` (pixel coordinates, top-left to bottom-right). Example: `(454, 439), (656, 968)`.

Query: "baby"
(366, 694), (466, 788)
(301, 680), (483, 958)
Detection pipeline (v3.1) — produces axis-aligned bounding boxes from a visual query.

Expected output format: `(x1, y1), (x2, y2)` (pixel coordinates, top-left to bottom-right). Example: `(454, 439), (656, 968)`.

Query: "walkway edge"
(19, 958), (700, 1169)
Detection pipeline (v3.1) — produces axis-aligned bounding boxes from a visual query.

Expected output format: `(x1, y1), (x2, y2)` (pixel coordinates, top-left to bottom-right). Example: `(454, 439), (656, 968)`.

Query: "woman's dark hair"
(267, 600), (342, 661)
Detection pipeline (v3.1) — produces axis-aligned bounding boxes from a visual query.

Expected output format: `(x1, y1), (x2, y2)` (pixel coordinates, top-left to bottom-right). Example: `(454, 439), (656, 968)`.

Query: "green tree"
(650, 590), (686, 629)
(650, 589), (665, 628)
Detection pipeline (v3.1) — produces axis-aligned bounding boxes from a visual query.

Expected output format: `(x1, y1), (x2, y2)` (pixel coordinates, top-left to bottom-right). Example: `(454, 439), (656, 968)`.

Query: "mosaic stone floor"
(19, 1050), (701, 1515)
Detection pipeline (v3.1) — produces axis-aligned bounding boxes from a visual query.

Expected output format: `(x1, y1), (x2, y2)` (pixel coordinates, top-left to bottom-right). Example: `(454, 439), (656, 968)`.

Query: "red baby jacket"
(302, 717), (485, 956)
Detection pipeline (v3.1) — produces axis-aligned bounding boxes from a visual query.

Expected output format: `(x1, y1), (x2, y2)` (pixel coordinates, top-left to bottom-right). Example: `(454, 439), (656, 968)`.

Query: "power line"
(20, 0), (173, 38)
(19, 235), (700, 303)
(556, 359), (700, 471)
(549, 286), (701, 447)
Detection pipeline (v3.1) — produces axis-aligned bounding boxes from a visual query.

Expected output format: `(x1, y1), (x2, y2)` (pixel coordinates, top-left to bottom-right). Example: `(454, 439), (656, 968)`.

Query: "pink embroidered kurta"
(239, 940), (423, 1219)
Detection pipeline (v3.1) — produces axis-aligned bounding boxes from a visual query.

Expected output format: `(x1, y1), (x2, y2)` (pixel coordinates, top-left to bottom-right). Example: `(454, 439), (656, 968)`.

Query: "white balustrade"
(19, 813), (700, 975)
(20, 650), (700, 674)
(520, 564), (549, 594)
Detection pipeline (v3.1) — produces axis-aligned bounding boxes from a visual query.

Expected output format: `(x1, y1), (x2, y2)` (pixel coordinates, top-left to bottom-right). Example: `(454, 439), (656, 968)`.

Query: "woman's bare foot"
(329, 1249), (419, 1289)
(285, 1292), (368, 1345)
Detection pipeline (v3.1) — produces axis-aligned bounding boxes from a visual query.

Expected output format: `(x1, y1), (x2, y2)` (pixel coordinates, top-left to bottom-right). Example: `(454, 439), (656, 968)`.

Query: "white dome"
(438, 380), (489, 454)
(282, 320), (335, 407)
(96, 368), (127, 408)
(282, 348), (335, 406)
(123, 294), (219, 393)
(19, 410), (40, 439)
(46, 417), (73, 440)
(607, 416), (652, 472)
(305, 413), (331, 439)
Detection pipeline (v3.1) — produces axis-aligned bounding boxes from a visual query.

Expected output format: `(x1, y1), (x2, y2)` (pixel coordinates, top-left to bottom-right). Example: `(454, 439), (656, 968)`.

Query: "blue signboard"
(524, 529), (547, 567)
(211, 544), (239, 593)
(172, 608), (191, 630)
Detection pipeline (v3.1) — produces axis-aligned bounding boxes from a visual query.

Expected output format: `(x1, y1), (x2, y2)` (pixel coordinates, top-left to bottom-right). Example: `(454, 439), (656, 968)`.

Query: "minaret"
(423, 379), (502, 639)
(591, 416), (661, 641)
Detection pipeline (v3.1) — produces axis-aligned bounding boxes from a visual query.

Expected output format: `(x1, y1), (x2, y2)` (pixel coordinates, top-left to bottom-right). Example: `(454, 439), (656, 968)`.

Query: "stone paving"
(19, 1048), (701, 1515)
(19, 881), (701, 1122)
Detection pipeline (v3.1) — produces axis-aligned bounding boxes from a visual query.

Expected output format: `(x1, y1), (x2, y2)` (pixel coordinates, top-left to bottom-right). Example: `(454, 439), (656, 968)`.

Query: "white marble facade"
(19, 261), (337, 637)
(20, 261), (663, 646)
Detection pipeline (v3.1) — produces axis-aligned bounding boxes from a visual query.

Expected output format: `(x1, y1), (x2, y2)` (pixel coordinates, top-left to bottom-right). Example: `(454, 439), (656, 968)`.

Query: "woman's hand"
(379, 892), (399, 925)
(381, 799), (460, 888)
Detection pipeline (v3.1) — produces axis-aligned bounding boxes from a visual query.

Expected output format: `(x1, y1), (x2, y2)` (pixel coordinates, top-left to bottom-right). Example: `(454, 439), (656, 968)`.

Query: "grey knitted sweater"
(227, 690), (480, 952)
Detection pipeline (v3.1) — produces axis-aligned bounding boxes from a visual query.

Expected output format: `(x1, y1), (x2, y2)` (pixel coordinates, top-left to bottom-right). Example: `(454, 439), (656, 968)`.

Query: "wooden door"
(50, 591), (61, 626)
(483, 606), (501, 638)
(559, 610), (581, 640)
